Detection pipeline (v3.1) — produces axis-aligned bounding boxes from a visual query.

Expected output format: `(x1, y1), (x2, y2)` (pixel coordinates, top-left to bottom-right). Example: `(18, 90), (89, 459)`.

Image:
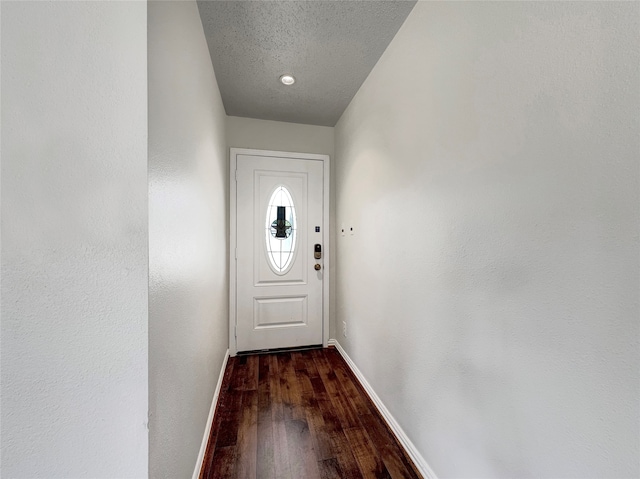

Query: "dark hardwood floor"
(200, 347), (422, 479)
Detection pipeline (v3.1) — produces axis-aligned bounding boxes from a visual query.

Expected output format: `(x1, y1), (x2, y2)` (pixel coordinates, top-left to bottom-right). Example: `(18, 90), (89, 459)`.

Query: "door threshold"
(236, 344), (323, 356)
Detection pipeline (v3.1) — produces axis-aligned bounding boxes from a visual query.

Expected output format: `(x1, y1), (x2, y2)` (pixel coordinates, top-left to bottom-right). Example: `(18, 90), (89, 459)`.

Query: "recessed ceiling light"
(279, 74), (295, 86)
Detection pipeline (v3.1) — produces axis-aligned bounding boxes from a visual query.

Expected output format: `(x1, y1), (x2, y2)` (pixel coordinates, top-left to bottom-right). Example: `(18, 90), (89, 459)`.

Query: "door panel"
(235, 154), (324, 352)
(253, 295), (307, 328)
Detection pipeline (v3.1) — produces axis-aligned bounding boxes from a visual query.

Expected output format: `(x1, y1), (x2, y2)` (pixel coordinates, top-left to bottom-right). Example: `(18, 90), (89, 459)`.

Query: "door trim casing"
(229, 148), (330, 357)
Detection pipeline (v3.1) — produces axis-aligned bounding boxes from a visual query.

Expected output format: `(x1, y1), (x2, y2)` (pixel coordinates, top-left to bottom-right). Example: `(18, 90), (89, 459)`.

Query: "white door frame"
(229, 148), (330, 356)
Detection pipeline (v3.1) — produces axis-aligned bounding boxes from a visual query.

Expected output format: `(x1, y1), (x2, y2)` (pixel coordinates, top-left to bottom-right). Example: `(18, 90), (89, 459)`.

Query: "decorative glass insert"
(265, 186), (297, 274)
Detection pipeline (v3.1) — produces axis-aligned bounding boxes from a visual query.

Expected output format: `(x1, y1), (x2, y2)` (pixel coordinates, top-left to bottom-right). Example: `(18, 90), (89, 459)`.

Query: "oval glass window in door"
(265, 186), (297, 274)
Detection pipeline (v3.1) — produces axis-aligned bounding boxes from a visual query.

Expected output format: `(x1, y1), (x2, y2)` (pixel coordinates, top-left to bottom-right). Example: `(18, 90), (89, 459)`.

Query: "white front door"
(232, 149), (328, 353)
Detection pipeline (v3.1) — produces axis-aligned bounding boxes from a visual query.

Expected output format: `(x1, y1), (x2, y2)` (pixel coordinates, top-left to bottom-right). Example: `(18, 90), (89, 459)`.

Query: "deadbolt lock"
(314, 264), (322, 271)
(314, 244), (322, 260)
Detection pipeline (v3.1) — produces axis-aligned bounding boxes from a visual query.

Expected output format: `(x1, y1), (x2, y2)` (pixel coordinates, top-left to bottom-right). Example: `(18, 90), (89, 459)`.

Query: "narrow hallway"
(200, 348), (421, 479)
(2, 1), (637, 478)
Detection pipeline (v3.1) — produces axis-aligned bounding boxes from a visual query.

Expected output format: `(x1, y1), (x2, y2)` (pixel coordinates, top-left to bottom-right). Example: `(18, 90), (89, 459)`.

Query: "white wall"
(335, 2), (639, 478)
(227, 116), (337, 337)
(1, 2), (149, 477)
(148, 2), (228, 478)
(227, 116), (334, 158)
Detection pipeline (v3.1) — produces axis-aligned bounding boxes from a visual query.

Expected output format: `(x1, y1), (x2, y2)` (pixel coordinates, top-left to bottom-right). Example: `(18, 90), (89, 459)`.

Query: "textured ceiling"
(197, 1), (416, 127)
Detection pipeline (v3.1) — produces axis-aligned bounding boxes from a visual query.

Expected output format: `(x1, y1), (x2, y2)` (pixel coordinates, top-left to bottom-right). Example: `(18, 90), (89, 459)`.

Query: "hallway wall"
(148, 2), (228, 478)
(227, 116), (334, 157)
(335, 2), (639, 478)
(1, 2), (149, 477)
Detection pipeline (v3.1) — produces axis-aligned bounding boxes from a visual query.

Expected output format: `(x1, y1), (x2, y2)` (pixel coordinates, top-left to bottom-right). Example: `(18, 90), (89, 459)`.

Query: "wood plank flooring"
(200, 347), (422, 479)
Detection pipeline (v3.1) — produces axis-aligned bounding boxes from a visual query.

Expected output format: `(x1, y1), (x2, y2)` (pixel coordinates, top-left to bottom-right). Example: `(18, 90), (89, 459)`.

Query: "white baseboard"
(328, 339), (438, 479)
(192, 349), (230, 479)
